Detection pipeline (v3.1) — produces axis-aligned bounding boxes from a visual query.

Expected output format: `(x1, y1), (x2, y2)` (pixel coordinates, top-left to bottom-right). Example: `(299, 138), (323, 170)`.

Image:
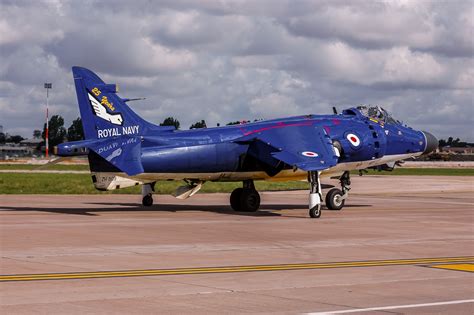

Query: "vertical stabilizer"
(72, 66), (172, 140)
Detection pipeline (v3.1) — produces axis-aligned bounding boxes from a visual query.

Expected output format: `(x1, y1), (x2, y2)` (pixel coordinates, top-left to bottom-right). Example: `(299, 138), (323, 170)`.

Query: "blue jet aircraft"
(56, 67), (438, 218)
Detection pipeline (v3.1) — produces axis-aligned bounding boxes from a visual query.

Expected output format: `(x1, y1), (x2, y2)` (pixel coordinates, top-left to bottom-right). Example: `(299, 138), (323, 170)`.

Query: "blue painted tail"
(72, 66), (173, 140)
(64, 67), (173, 176)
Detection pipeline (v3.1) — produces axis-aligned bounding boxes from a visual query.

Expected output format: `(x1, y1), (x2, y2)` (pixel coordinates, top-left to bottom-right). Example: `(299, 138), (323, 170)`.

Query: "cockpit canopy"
(356, 105), (399, 125)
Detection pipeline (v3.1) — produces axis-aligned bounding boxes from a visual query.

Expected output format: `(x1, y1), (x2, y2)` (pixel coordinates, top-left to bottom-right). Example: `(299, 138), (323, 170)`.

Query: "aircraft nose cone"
(422, 131), (438, 154)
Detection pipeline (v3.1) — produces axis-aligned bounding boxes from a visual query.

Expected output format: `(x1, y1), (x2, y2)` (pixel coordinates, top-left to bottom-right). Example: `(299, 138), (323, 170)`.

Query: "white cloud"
(283, 0), (473, 57)
(250, 92), (300, 119)
(380, 47), (445, 86)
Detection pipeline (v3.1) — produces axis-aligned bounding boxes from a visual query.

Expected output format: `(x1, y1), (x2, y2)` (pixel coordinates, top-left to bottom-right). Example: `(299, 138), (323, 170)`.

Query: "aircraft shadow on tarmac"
(0, 203), (370, 217)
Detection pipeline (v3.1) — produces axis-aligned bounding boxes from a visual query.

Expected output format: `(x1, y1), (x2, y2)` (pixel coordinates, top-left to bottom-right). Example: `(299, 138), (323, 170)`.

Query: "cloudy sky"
(1, 0), (473, 140)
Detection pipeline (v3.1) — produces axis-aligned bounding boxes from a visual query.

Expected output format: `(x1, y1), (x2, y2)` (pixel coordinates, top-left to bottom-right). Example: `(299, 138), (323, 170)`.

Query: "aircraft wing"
(235, 124), (339, 171)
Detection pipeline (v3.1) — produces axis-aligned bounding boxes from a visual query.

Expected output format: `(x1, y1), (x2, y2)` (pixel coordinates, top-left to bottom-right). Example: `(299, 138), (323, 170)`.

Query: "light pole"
(44, 83), (52, 158)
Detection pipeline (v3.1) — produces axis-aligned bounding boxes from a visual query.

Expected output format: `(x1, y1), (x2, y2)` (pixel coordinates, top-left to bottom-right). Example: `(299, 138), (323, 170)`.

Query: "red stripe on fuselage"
(242, 121), (313, 136)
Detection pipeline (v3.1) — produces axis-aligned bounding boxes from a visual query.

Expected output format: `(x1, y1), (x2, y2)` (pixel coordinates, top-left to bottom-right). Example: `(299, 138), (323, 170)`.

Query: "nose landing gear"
(308, 171), (322, 218)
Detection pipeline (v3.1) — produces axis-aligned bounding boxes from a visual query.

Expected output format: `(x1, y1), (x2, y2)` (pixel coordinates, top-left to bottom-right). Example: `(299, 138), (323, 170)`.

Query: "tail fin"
(72, 66), (173, 140)
(67, 67), (173, 176)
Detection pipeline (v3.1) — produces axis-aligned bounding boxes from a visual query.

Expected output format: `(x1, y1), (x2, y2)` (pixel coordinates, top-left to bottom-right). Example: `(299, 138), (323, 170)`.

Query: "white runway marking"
(307, 299), (474, 314)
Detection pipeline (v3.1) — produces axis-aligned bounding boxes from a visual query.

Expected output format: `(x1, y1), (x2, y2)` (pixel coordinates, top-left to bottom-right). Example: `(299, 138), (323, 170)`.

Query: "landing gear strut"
(326, 171), (351, 211)
(142, 182), (155, 206)
(308, 171), (322, 218)
(230, 180), (261, 212)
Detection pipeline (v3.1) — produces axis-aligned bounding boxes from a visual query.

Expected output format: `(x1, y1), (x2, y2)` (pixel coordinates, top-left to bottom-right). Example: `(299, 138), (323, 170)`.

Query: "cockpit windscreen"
(357, 106), (399, 124)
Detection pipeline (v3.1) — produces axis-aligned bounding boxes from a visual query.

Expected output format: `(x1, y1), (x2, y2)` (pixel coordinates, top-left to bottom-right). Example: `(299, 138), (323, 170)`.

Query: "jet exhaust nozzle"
(422, 131), (438, 155)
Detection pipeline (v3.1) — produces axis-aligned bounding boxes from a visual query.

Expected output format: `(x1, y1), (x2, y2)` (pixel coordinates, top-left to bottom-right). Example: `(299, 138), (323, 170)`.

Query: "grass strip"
(0, 173), (310, 194)
(1, 168), (473, 194)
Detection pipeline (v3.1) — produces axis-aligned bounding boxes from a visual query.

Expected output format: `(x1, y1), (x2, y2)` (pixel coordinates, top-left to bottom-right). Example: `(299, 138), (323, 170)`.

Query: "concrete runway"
(1, 176), (473, 314)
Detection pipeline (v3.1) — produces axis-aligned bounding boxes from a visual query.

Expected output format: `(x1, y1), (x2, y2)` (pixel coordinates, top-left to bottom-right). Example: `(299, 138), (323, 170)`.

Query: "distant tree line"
(438, 137), (473, 148)
(159, 117), (181, 129)
(37, 115), (84, 147)
(0, 133), (24, 144)
(190, 120), (207, 129)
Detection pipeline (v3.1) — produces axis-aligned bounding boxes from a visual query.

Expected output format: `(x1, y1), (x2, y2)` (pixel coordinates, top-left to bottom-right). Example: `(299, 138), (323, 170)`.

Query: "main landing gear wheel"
(325, 188), (345, 210)
(230, 180), (260, 212)
(240, 189), (260, 212)
(141, 182), (155, 207)
(142, 194), (153, 207)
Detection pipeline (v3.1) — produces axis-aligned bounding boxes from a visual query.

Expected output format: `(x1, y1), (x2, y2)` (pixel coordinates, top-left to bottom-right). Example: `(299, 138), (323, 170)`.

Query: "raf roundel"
(301, 151), (319, 158)
(346, 133), (361, 147)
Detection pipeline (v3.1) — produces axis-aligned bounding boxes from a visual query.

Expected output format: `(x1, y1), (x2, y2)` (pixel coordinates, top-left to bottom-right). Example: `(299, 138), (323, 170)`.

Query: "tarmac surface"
(1, 175), (473, 314)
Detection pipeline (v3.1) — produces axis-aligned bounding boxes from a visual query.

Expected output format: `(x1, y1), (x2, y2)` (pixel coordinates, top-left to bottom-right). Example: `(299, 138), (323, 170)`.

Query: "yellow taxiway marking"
(1, 256), (472, 282)
(429, 263), (474, 273)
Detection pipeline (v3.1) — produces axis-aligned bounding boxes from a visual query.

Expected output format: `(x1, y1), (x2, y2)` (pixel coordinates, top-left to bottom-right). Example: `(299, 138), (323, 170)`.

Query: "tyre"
(239, 189), (260, 212)
(309, 205), (321, 218)
(325, 188), (344, 210)
(142, 194), (153, 207)
(230, 188), (243, 211)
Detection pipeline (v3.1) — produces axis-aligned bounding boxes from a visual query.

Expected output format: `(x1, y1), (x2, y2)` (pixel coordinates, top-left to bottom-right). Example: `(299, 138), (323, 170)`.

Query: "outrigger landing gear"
(141, 182), (155, 207)
(230, 180), (261, 212)
(325, 171), (351, 211)
(308, 171), (322, 218)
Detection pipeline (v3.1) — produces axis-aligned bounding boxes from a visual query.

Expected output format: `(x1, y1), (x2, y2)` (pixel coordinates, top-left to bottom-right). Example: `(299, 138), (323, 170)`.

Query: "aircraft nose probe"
(422, 131), (438, 155)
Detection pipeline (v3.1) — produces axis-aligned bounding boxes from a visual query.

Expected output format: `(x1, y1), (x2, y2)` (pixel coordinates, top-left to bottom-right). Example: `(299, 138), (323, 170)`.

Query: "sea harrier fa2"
(56, 67), (438, 218)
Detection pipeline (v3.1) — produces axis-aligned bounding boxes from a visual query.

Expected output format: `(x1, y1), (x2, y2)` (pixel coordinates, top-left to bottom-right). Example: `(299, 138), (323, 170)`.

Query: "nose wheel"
(309, 203), (322, 218)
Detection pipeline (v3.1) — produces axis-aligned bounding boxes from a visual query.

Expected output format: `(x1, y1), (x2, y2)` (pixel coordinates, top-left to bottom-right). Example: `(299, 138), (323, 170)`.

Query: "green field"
(0, 164), (89, 171)
(0, 165), (473, 194)
(0, 173), (309, 194)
